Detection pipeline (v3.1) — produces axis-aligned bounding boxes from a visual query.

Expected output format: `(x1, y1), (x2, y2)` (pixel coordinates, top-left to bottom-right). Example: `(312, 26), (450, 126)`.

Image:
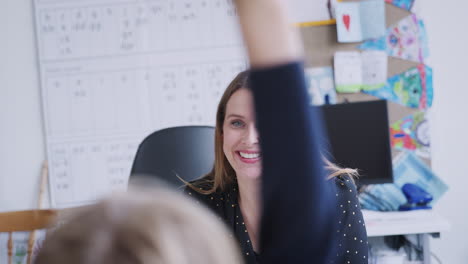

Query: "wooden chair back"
(0, 209), (58, 264)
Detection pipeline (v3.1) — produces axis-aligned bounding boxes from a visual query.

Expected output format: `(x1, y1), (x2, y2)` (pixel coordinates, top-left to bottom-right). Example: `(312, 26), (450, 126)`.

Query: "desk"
(363, 210), (450, 264)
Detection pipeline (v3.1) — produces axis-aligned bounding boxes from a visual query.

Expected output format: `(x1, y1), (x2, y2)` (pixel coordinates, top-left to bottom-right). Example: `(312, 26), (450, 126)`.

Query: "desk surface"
(362, 209), (450, 237)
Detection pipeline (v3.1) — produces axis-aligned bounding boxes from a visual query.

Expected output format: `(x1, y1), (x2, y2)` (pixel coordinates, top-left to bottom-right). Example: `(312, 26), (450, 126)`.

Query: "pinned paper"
(385, 0), (415, 11)
(334, 51), (363, 92)
(334, 50), (387, 93)
(391, 111), (430, 158)
(304, 67), (337, 105)
(360, 152), (449, 211)
(335, 0), (386, 43)
(364, 64), (433, 109)
(359, 14), (429, 63)
(361, 50), (388, 90)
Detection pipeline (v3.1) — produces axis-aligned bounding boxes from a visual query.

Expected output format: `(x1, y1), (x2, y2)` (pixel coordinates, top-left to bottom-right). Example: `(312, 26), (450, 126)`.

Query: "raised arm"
(234, 0), (338, 263)
(235, 0), (303, 67)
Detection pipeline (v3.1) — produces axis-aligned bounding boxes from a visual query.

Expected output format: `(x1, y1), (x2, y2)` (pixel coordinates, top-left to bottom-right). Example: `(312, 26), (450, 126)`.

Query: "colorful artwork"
(391, 111), (430, 158)
(304, 67), (337, 105)
(359, 14), (429, 63)
(385, 0), (415, 11)
(364, 64), (433, 109)
(335, 0), (386, 43)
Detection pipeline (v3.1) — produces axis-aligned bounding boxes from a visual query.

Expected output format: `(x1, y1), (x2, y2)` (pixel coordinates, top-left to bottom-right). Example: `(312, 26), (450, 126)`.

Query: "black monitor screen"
(319, 100), (393, 185)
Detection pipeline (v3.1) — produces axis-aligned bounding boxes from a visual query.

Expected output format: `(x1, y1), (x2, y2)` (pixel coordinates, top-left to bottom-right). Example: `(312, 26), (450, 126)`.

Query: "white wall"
(0, 0), (46, 211)
(1, 0), (467, 262)
(420, 1), (468, 263)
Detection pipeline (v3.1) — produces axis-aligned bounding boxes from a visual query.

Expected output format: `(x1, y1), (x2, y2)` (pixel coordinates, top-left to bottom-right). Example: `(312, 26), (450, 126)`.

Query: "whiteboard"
(33, 0), (248, 208)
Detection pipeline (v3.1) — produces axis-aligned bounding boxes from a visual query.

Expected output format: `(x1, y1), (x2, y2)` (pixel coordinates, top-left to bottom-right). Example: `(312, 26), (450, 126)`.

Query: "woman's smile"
(237, 150), (261, 164)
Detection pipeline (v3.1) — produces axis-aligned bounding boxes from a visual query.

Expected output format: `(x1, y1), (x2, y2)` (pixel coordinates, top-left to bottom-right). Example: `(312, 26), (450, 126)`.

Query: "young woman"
(185, 72), (368, 264)
(185, 1), (368, 263)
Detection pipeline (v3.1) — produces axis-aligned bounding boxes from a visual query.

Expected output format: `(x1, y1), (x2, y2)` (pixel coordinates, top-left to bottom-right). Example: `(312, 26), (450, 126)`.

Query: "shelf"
(363, 209), (450, 237)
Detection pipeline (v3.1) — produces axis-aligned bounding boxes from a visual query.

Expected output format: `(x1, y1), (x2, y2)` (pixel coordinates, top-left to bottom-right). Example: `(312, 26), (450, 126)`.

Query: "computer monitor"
(319, 100), (393, 185)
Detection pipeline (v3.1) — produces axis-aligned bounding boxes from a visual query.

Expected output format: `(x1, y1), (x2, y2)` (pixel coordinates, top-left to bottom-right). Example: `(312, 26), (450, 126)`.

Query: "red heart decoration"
(343, 14), (351, 31)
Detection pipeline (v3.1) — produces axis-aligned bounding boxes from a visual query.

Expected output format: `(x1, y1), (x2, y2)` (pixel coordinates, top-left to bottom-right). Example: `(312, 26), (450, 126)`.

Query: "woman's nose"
(243, 124), (259, 145)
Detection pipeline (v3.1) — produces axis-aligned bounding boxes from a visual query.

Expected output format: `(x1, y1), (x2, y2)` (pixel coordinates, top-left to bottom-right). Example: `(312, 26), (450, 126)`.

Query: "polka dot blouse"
(185, 174), (368, 264)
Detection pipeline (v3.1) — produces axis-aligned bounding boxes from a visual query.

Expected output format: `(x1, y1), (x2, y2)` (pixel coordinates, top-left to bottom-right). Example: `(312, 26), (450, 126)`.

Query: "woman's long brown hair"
(187, 71), (250, 194)
(188, 71), (357, 194)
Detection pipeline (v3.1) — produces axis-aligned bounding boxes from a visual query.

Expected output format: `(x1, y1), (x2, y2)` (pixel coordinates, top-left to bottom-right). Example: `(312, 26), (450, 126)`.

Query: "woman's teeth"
(239, 152), (260, 159)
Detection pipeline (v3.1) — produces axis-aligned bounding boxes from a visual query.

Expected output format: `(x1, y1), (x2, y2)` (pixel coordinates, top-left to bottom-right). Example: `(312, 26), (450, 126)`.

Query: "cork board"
(299, 3), (429, 163)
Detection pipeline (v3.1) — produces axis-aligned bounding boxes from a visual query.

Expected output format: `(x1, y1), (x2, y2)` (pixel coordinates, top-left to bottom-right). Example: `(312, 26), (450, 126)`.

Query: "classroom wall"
(1, 0), (467, 262)
(419, 1), (468, 263)
(0, 0), (46, 211)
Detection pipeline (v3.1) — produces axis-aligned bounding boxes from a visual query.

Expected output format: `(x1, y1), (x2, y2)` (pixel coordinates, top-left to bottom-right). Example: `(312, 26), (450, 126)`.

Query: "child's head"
(36, 187), (241, 264)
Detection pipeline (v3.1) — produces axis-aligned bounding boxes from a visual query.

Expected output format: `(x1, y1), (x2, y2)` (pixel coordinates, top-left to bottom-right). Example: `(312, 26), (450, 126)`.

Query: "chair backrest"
(130, 126), (216, 188)
(0, 209), (58, 264)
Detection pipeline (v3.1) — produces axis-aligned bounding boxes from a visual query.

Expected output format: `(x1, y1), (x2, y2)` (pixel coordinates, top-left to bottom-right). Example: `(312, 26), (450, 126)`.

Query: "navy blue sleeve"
(250, 62), (338, 263)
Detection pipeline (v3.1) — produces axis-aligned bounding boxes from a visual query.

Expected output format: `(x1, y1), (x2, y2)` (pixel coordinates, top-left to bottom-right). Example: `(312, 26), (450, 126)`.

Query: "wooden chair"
(0, 209), (58, 264)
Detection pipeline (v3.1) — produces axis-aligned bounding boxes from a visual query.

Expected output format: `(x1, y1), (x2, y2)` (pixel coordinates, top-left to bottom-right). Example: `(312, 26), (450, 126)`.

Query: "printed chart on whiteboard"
(33, 0), (248, 208)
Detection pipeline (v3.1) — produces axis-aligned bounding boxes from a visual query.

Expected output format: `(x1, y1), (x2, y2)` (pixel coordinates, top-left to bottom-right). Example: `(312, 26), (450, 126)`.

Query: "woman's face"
(222, 88), (262, 181)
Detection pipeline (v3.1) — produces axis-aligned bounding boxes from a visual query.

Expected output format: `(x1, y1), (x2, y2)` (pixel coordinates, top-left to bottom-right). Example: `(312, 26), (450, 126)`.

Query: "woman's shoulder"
(183, 178), (238, 220)
(184, 177), (212, 195)
(333, 174), (359, 197)
(187, 177), (214, 190)
(183, 177), (226, 203)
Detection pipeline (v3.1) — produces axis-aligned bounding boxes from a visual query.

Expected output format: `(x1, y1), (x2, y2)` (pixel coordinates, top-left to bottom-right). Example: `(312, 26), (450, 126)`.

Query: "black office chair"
(130, 126), (215, 188)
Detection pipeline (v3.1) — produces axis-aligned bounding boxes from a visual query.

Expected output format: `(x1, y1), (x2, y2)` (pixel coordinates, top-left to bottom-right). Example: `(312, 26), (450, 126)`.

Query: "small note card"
(334, 50), (387, 93)
(335, 0), (386, 43)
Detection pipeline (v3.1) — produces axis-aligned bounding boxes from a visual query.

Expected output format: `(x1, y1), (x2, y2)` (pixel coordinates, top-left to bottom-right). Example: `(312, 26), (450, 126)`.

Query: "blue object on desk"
(399, 183), (433, 211)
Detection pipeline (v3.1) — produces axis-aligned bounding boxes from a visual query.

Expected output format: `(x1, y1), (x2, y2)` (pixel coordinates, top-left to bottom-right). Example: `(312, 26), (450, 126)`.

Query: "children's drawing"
(391, 111), (430, 158)
(361, 50), (388, 91)
(364, 64), (433, 109)
(335, 0), (386, 43)
(385, 0), (415, 11)
(334, 51), (363, 92)
(359, 14), (429, 63)
(334, 50), (387, 93)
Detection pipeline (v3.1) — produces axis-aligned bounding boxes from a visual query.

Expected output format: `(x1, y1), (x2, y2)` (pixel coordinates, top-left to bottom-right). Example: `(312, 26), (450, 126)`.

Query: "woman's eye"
(231, 120), (245, 128)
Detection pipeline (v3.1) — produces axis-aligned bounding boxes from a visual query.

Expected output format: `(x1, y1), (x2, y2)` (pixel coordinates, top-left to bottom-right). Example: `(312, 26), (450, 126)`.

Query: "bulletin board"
(299, 3), (428, 163)
(300, 1), (449, 212)
(301, 4), (417, 121)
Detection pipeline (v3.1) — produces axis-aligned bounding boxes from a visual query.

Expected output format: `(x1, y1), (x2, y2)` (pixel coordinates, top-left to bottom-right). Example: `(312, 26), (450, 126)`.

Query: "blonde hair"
(189, 71), (358, 195)
(323, 158), (359, 182)
(35, 187), (242, 264)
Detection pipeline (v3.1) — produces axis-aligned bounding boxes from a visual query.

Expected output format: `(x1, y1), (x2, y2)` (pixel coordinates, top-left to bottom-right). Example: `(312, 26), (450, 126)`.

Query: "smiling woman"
(185, 71), (253, 195)
(185, 70), (368, 264)
(222, 88), (262, 181)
